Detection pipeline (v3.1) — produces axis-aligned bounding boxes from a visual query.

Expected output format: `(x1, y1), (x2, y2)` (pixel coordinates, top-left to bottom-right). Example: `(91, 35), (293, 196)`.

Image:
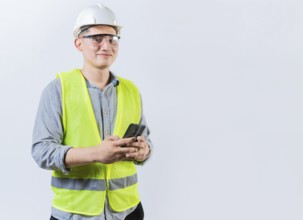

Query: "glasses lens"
(109, 36), (119, 46)
(83, 34), (120, 47)
(91, 35), (104, 43)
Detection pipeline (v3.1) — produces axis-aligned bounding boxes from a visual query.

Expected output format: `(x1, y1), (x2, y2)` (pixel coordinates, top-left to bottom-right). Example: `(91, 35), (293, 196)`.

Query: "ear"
(74, 38), (83, 51)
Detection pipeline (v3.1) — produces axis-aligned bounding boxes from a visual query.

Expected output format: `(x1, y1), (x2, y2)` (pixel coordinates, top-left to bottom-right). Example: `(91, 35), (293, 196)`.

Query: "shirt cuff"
(57, 146), (72, 175)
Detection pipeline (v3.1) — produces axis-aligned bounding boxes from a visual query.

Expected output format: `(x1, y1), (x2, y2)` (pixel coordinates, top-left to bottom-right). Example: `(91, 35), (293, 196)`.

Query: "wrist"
(90, 146), (100, 163)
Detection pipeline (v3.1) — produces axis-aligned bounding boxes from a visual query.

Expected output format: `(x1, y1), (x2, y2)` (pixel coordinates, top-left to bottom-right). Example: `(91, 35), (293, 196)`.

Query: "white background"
(1, 0), (303, 219)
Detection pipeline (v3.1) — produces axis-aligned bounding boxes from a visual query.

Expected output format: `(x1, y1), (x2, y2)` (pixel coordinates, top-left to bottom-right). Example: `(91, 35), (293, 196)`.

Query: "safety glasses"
(81, 34), (120, 47)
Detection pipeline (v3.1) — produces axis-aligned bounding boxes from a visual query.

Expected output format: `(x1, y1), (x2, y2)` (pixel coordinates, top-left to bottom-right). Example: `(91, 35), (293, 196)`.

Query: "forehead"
(86, 25), (117, 35)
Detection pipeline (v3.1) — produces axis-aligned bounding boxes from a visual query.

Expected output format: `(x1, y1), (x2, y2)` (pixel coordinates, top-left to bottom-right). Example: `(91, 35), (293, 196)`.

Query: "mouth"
(97, 53), (112, 57)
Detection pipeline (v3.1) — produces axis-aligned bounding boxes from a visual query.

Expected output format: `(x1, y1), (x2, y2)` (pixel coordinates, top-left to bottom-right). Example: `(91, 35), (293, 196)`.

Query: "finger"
(116, 146), (138, 154)
(128, 141), (145, 149)
(125, 151), (139, 159)
(137, 136), (146, 142)
(126, 150), (145, 161)
(107, 135), (121, 141)
(116, 137), (136, 147)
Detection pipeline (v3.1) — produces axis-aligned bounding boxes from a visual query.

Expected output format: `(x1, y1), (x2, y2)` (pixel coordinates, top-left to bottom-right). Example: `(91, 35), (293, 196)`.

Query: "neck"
(81, 65), (110, 90)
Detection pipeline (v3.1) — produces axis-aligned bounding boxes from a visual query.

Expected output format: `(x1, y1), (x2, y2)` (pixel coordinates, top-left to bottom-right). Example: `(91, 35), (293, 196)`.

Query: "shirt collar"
(85, 71), (119, 90)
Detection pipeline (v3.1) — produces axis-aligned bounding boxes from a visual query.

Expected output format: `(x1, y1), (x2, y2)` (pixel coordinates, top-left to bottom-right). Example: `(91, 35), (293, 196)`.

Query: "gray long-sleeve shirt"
(32, 73), (152, 220)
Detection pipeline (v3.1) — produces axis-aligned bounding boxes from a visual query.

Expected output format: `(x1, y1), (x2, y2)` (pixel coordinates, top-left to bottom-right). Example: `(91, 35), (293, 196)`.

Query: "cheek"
(83, 47), (97, 56)
(82, 51), (96, 62)
(112, 48), (119, 56)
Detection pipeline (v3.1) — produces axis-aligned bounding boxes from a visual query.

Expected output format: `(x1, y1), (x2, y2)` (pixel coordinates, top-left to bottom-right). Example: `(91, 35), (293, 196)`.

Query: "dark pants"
(50, 202), (144, 220)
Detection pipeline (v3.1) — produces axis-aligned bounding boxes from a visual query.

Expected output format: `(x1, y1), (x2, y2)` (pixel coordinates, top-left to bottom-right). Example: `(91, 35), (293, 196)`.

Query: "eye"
(108, 38), (114, 44)
(92, 35), (103, 43)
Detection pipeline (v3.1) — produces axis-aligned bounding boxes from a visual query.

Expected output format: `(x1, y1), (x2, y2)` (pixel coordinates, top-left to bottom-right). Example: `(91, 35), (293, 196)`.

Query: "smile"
(97, 54), (112, 56)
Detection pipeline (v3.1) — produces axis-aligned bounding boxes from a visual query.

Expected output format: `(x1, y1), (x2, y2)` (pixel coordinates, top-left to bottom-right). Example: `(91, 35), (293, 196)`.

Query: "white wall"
(1, 0), (303, 219)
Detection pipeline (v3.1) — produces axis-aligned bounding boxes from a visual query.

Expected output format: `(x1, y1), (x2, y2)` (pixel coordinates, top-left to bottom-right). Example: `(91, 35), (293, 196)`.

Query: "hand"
(124, 136), (150, 162)
(94, 136), (138, 164)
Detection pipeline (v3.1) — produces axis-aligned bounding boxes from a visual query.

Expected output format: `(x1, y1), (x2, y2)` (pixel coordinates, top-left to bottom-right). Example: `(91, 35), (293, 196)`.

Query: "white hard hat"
(73, 3), (122, 38)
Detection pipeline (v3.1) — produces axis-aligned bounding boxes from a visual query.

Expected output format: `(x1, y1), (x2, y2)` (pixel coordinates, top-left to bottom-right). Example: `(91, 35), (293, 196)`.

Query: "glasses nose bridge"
(99, 36), (107, 43)
(98, 37), (114, 50)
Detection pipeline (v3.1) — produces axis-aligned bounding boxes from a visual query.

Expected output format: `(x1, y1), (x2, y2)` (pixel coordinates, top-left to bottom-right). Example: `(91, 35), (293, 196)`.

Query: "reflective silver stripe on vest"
(109, 173), (138, 190)
(51, 177), (106, 191)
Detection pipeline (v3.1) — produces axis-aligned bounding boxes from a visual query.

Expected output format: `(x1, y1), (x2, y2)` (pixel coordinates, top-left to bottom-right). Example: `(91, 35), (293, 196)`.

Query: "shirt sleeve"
(32, 78), (71, 174)
(135, 96), (153, 165)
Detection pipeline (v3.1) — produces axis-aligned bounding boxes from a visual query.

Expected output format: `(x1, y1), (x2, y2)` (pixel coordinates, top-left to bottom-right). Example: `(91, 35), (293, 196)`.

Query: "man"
(32, 4), (152, 220)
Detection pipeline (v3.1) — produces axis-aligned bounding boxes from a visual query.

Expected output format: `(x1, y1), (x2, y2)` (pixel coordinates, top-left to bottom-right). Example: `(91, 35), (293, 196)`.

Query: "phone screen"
(123, 123), (146, 138)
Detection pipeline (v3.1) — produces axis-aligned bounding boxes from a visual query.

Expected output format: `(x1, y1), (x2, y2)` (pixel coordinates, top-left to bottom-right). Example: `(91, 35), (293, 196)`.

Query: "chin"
(96, 63), (110, 69)
(97, 60), (114, 68)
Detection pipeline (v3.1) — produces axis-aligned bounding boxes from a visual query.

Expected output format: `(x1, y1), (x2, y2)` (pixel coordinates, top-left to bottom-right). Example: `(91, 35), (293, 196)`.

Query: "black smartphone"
(123, 123), (146, 138)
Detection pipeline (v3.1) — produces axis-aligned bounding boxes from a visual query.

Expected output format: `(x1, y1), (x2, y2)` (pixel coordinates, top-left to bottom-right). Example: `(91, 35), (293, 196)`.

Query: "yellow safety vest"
(51, 69), (141, 216)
